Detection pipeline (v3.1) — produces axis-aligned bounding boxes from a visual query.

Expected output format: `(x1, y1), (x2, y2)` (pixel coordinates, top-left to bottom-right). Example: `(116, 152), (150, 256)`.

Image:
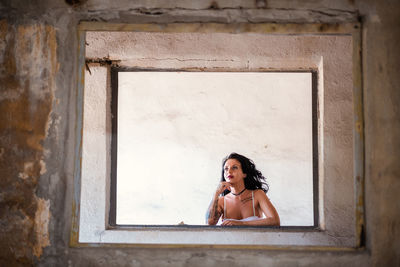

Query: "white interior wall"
(116, 71), (313, 226)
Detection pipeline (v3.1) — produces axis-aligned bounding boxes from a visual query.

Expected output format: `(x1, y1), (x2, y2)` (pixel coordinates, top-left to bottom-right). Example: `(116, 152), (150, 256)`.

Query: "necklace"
(231, 188), (246, 196)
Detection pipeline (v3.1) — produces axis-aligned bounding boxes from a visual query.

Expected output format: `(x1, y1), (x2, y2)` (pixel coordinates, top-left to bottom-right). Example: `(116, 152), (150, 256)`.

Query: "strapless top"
(223, 216), (261, 222)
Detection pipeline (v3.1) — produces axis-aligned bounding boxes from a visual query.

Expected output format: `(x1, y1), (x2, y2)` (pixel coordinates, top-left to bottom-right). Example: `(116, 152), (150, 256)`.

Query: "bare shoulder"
(253, 189), (268, 198)
(253, 189), (272, 203)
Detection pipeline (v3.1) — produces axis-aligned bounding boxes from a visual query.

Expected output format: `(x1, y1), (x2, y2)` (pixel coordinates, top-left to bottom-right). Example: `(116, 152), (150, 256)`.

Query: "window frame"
(71, 22), (364, 249)
(108, 68), (319, 228)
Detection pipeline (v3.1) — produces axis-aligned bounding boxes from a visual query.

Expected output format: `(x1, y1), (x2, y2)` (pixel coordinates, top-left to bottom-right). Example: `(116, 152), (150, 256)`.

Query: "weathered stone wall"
(0, 0), (399, 266)
(359, 1), (400, 266)
(0, 21), (55, 265)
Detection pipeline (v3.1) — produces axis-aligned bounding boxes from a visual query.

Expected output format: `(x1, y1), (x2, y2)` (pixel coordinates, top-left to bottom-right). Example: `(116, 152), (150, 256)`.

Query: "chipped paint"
(18, 161), (35, 180)
(70, 28), (86, 248)
(33, 197), (51, 258)
(78, 22), (359, 35)
(39, 159), (47, 175)
(70, 201), (80, 246)
(0, 20), (56, 264)
(351, 25), (365, 248)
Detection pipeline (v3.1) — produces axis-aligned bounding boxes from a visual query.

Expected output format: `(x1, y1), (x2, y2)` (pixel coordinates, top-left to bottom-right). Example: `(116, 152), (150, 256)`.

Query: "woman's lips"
(227, 175), (233, 179)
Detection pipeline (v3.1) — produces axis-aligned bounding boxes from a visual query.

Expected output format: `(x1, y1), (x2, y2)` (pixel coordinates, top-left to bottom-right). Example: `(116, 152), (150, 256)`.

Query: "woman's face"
(223, 158), (247, 183)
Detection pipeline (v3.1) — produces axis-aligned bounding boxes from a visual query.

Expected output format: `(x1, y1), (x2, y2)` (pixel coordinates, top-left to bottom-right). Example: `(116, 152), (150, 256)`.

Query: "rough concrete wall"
(0, 21), (56, 265)
(359, 1), (400, 266)
(0, 0), (399, 266)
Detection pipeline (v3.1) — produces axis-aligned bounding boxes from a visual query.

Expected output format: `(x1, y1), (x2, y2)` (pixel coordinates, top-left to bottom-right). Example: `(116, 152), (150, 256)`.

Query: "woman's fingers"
(221, 220), (242, 226)
(221, 182), (228, 190)
(222, 182), (232, 190)
(217, 182), (231, 194)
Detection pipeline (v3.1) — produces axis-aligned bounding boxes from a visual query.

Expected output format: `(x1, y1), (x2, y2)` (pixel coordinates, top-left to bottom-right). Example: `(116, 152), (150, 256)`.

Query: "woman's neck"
(230, 181), (246, 195)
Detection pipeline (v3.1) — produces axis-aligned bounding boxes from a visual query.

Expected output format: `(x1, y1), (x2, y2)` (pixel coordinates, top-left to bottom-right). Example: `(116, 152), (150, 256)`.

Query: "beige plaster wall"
(85, 30), (355, 237)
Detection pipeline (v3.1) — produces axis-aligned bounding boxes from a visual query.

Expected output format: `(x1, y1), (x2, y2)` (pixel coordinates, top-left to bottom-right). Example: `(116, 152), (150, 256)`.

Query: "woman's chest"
(225, 194), (257, 219)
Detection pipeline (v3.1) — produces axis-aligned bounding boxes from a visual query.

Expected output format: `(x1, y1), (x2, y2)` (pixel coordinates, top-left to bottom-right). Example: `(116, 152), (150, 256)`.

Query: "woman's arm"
(205, 192), (223, 225)
(221, 189), (280, 226)
(206, 182), (231, 225)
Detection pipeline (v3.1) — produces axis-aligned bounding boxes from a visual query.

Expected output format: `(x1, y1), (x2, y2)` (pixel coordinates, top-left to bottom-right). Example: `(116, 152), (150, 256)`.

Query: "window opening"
(109, 70), (318, 227)
(74, 24), (361, 247)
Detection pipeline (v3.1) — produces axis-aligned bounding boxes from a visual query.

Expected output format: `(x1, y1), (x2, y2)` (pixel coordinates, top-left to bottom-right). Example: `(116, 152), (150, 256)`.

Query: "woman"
(206, 153), (280, 226)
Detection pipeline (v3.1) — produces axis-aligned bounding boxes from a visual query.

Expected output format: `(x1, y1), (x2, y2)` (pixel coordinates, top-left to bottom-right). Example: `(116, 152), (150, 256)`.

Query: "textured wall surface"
(82, 31), (354, 242)
(0, 21), (56, 265)
(0, 0), (399, 266)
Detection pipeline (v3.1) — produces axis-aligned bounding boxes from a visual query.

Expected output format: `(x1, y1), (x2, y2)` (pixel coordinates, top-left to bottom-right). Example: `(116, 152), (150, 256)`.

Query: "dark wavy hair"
(221, 152), (269, 196)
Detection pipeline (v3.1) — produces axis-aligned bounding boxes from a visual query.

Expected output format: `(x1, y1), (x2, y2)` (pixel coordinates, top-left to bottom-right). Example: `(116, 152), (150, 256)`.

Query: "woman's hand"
(221, 220), (244, 226)
(216, 181), (232, 195)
